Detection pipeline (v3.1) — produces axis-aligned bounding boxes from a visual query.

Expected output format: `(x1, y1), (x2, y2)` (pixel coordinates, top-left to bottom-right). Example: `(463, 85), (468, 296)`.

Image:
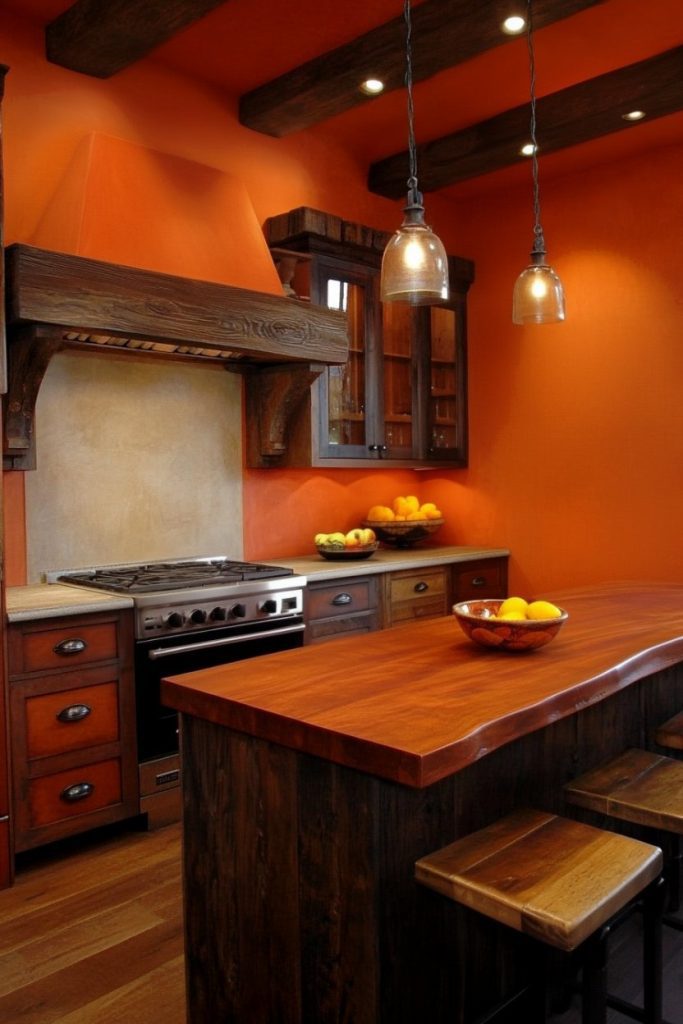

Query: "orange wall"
(2, 9), (683, 595)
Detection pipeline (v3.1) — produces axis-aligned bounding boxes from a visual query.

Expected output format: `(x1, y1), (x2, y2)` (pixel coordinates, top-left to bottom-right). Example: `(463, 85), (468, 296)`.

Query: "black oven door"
(135, 617), (305, 762)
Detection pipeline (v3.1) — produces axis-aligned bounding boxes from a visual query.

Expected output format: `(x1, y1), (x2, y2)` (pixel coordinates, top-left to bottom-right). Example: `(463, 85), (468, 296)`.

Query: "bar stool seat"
(655, 712), (683, 752)
(416, 807), (663, 1024)
(564, 748), (683, 834)
(565, 748), (683, 931)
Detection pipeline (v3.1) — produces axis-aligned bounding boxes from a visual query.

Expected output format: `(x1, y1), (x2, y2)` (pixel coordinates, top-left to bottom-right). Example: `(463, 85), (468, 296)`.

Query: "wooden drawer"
(386, 567), (447, 626)
(12, 621), (118, 674)
(25, 681), (119, 760)
(26, 757), (122, 830)
(306, 576), (380, 644)
(452, 558), (507, 602)
(307, 578), (376, 621)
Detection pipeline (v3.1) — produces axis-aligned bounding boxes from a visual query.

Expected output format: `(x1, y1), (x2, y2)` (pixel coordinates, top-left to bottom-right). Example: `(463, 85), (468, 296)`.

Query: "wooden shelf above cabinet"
(2, 244), (348, 469)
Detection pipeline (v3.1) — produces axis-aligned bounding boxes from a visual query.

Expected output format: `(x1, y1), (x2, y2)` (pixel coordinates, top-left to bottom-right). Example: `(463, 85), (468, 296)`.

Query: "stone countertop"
(5, 547), (509, 620)
(276, 545), (509, 582)
(6, 584), (134, 622)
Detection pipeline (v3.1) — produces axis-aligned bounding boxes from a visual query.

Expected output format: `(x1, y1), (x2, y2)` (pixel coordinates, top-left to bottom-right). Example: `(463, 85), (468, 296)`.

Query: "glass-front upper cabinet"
(261, 207), (473, 469)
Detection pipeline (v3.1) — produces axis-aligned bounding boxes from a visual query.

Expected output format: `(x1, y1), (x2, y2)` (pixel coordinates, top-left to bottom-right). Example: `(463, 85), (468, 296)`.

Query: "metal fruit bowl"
(362, 518), (444, 548)
(453, 599), (569, 652)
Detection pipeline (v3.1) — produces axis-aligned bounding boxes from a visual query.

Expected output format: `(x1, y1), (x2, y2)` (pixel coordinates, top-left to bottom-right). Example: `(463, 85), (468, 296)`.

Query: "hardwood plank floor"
(0, 823), (185, 1024)
(0, 822), (680, 1023)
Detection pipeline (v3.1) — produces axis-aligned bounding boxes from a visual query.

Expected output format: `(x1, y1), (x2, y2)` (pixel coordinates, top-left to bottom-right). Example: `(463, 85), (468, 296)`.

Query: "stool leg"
(665, 834), (681, 914)
(581, 927), (608, 1024)
(642, 876), (666, 1024)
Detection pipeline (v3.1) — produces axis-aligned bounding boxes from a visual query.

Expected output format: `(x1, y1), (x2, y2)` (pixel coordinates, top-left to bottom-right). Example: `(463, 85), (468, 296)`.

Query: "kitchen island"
(162, 583), (683, 1024)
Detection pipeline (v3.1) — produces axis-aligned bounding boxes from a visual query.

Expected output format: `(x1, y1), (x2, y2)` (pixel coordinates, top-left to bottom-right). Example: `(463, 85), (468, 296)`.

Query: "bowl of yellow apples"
(453, 595), (569, 651)
(314, 527), (378, 560)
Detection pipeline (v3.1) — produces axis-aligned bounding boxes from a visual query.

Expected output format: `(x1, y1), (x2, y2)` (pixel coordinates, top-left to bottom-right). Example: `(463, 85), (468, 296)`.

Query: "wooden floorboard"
(0, 823), (185, 1024)
(0, 821), (680, 1023)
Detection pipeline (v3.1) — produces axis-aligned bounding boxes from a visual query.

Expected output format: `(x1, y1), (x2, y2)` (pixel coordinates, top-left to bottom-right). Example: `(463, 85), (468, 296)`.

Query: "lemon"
(497, 610), (527, 621)
(527, 599), (562, 620)
(498, 596), (528, 617)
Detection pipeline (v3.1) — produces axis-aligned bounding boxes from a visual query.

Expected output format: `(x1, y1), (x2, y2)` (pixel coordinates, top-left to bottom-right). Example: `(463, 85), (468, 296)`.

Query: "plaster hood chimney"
(28, 132), (284, 294)
(3, 133), (348, 470)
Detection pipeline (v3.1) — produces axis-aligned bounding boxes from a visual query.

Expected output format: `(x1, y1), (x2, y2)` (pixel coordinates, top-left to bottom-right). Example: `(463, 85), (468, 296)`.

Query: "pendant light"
(512, 0), (566, 325)
(380, 0), (449, 305)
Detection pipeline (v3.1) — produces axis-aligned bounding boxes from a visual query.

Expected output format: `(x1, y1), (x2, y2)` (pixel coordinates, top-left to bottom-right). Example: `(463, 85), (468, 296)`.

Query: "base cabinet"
(306, 556), (508, 643)
(306, 575), (381, 643)
(8, 609), (139, 852)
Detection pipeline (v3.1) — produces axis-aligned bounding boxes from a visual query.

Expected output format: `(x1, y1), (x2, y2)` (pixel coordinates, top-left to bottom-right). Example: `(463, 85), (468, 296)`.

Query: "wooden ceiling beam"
(239, 0), (606, 137)
(368, 47), (683, 197)
(45, 0), (231, 78)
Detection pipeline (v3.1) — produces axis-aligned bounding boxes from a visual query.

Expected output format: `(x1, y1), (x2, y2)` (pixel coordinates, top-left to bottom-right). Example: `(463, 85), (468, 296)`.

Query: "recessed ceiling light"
(360, 78), (385, 96)
(520, 142), (537, 157)
(502, 15), (526, 35)
(622, 109), (646, 121)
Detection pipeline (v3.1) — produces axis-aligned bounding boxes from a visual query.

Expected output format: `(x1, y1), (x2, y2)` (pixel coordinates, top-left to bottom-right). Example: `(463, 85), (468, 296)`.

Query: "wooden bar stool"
(655, 712), (683, 753)
(564, 748), (683, 928)
(415, 807), (663, 1024)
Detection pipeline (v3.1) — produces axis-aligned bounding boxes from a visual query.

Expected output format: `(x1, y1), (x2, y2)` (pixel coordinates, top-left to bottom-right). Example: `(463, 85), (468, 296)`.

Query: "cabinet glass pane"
(382, 302), (413, 451)
(429, 307), (458, 450)
(325, 278), (366, 447)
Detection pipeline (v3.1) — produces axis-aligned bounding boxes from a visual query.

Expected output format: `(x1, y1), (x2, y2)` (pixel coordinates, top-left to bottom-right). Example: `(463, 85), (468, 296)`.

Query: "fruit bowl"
(316, 542), (379, 561)
(362, 518), (444, 548)
(453, 599), (569, 652)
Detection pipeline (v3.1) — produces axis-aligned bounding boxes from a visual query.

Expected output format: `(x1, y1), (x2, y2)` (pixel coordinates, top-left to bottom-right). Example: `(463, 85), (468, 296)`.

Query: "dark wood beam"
(45, 0), (230, 78)
(239, 0), (605, 137)
(368, 47), (683, 197)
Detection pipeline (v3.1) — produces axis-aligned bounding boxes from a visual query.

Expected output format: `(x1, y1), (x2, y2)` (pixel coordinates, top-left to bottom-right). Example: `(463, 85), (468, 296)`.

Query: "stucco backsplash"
(25, 350), (243, 581)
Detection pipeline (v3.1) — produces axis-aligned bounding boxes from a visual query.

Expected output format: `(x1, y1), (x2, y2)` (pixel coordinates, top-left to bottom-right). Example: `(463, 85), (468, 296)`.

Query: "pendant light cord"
(526, 0), (546, 258)
(404, 0), (422, 210)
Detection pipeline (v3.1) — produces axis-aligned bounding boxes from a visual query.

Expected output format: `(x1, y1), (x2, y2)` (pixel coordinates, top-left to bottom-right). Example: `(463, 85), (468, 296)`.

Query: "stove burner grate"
(58, 559), (294, 593)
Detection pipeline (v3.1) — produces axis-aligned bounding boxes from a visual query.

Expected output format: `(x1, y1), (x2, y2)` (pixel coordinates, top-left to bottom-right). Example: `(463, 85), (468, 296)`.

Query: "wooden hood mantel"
(2, 243), (348, 470)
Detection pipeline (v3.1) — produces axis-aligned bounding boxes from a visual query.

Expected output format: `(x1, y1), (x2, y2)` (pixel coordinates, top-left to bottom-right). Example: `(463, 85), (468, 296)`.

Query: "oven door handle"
(147, 622), (305, 660)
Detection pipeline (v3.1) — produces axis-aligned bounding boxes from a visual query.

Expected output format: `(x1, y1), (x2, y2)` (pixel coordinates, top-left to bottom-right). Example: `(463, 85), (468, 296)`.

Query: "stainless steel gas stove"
(51, 557), (306, 768)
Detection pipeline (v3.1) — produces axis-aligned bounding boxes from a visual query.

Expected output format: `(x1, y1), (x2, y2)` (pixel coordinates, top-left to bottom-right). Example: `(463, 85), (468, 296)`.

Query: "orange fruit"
(392, 495), (411, 516)
(367, 504), (394, 522)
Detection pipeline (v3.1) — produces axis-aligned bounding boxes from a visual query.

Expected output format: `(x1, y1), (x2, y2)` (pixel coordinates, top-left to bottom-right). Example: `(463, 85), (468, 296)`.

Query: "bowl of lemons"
(364, 495), (444, 548)
(453, 596), (568, 652)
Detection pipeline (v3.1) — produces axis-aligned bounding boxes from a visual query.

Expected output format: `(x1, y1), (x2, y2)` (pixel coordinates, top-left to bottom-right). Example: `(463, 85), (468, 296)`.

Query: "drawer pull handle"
(57, 703), (92, 724)
(53, 638), (87, 656)
(332, 593), (353, 606)
(414, 582), (429, 593)
(471, 576), (487, 587)
(60, 781), (94, 803)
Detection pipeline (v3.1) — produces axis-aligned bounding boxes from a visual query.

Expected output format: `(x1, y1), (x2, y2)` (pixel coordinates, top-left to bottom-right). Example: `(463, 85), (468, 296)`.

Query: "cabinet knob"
(471, 576), (487, 587)
(332, 593), (352, 606)
(53, 637), (87, 656)
(60, 781), (95, 803)
(414, 581), (429, 593)
(57, 703), (92, 724)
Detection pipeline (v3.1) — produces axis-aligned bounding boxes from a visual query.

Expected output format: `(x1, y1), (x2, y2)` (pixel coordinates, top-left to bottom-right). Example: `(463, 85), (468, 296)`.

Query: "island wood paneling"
(179, 660), (683, 1023)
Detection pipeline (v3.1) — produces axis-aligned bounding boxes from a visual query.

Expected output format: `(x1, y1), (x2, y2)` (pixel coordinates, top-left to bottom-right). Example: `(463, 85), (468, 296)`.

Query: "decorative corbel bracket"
(243, 362), (324, 467)
(3, 325), (65, 470)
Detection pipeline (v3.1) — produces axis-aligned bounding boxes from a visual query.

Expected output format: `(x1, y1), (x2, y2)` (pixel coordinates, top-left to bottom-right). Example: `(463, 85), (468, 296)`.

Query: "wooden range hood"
(2, 243), (348, 471)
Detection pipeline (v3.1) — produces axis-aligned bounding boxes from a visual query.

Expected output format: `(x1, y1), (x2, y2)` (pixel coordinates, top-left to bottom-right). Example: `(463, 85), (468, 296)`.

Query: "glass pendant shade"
(381, 204), (449, 305)
(512, 254), (566, 324)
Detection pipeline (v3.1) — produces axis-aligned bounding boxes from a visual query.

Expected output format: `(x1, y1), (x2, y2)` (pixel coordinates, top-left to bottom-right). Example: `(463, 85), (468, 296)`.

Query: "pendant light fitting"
(380, 0), (449, 305)
(512, 0), (566, 325)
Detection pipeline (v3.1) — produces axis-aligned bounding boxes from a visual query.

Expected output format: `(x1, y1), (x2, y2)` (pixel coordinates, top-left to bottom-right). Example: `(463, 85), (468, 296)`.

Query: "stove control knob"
(209, 606), (227, 621)
(164, 611), (185, 629)
(189, 608), (208, 624)
(261, 599), (278, 615)
(231, 603), (247, 618)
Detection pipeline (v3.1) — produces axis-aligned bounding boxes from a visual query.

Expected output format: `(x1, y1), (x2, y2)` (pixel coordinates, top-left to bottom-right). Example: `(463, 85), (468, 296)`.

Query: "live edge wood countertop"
(162, 582), (683, 789)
